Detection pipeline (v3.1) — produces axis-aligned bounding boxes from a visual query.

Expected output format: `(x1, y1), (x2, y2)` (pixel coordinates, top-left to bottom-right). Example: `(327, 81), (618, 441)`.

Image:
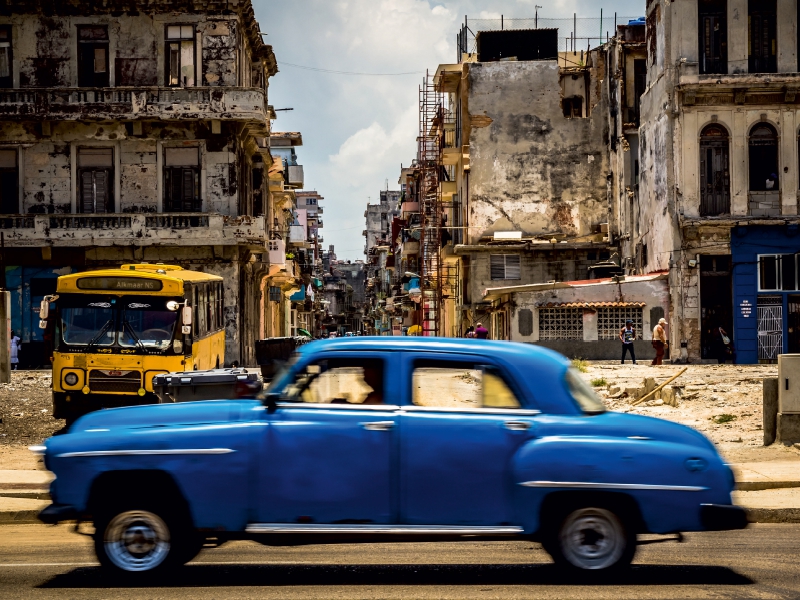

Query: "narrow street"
(1, 524), (799, 599)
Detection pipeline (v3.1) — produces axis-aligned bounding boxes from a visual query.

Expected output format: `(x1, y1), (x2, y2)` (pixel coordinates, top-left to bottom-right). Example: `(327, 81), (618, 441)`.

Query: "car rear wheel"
(545, 506), (636, 572)
(95, 506), (196, 574)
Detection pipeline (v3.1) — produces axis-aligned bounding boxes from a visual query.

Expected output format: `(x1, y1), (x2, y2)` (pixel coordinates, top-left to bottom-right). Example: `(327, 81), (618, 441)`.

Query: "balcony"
(0, 87), (267, 127)
(287, 165), (304, 188)
(0, 213), (267, 248)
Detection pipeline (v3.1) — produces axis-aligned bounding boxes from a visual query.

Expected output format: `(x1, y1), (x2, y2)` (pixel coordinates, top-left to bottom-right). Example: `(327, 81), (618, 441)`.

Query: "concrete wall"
(465, 60), (610, 243)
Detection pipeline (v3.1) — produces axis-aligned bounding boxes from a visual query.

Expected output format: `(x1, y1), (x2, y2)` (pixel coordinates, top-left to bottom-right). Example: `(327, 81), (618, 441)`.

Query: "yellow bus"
(40, 264), (225, 423)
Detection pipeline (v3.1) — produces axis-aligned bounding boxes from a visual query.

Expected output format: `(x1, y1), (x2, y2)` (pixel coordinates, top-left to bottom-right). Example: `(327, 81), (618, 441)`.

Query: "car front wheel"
(546, 506), (636, 571)
(95, 508), (179, 574)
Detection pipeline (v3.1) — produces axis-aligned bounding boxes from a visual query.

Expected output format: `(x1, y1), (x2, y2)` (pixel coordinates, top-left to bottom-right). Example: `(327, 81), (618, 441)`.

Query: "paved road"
(1, 523), (799, 599)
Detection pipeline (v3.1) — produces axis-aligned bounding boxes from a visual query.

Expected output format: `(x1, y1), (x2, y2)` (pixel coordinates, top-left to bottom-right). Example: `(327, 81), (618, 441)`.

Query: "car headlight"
(64, 372), (79, 386)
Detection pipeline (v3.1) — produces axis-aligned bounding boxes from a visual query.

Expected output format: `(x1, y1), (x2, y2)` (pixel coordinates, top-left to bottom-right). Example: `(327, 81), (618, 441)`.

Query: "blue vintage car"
(36, 338), (746, 575)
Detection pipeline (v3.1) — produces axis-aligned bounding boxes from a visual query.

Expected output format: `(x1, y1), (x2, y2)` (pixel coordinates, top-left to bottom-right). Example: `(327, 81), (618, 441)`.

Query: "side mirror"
(39, 300), (49, 320)
(182, 306), (193, 325)
(262, 392), (282, 413)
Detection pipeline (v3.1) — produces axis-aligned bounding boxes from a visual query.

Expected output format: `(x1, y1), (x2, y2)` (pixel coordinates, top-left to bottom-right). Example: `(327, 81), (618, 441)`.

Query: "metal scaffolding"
(417, 71), (443, 336)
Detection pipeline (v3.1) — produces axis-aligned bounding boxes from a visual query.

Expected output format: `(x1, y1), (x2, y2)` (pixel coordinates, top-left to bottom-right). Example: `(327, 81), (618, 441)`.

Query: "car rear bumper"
(38, 503), (78, 525)
(700, 503), (748, 531)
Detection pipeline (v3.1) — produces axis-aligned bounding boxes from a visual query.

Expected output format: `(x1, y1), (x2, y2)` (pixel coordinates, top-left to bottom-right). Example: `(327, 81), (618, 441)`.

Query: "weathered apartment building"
(0, 0), (280, 366)
(633, 0), (800, 363)
(381, 23), (669, 357)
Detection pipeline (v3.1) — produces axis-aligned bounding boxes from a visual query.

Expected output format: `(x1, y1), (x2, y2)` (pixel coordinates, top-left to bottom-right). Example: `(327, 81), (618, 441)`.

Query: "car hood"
(66, 399), (264, 433)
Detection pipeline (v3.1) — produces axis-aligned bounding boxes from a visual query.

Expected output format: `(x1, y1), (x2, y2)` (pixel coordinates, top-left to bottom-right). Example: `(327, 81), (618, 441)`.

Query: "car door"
(255, 352), (399, 525)
(399, 353), (539, 526)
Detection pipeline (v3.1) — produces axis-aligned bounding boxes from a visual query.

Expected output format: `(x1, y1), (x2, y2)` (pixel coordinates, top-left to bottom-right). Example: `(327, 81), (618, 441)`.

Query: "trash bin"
(152, 368), (262, 403)
(255, 336), (310, 380)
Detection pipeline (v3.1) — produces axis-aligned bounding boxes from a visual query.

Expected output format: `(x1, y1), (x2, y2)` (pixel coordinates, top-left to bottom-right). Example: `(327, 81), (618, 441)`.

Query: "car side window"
(411, 362), (521, 409)
(284, 358), (386, 405)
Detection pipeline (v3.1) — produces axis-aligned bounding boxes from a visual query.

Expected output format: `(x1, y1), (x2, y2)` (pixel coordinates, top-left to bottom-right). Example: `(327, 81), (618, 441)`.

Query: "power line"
(280, 62), (420, 76)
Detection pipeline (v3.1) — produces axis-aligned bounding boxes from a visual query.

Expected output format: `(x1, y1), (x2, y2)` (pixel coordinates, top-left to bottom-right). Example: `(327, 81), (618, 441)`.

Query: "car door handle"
(361, 421), (395, 431)
(504, 421), (531, 431)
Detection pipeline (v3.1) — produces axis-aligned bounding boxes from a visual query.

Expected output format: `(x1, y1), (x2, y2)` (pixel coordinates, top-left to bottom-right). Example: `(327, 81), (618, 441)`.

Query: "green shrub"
(590, 377), (607, 387)
(572, 358), (590, 373)
(713, 414), (737, 424)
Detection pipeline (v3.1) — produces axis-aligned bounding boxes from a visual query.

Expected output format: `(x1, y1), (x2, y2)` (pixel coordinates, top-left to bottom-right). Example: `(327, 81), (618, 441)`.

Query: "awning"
(537, 301), (646, 308)
(289, 287), (306, 301)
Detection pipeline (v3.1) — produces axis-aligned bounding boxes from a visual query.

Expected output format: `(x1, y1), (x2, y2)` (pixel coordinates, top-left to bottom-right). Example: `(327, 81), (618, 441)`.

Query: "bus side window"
(217, 282), (223, 332)
(207, 283), (213, 334)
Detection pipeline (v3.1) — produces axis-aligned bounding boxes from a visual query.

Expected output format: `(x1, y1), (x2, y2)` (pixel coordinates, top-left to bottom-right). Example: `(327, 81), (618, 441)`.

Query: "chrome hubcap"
(104, 510), (170, 572)
(560, 508), (625, 570)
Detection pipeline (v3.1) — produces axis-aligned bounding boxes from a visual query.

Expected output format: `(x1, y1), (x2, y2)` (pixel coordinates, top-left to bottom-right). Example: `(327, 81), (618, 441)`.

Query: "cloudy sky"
(254, 0), (644, 260)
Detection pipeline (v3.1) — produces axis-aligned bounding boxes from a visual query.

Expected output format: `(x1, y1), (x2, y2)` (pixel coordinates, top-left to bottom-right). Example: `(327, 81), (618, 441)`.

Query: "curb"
(746, 507), (800, 524)
(0, 510), (43, 524)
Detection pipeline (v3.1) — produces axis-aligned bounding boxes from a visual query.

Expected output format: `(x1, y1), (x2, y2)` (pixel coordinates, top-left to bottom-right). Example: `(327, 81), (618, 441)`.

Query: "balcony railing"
(0, 213), (266, 247)
(0, 87), (267, 124)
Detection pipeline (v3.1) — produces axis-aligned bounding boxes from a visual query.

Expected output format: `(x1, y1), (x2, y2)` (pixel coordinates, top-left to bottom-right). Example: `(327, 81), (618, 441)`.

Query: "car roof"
(297, 336), (569, 367)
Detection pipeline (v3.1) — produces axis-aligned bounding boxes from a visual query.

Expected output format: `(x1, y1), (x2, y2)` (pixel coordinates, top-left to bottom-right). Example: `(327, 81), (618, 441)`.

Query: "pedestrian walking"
(713, 326), (735, 364)
(10, 330), (20, 370)
(474, 322), (489, 339)
(465, 326), (477, 339)
(619, 319), (637, 364)
(651, 318), (668, 366)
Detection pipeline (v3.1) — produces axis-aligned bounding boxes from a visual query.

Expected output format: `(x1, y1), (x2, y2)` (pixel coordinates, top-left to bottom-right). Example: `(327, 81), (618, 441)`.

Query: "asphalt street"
(0, 523), (799, 599)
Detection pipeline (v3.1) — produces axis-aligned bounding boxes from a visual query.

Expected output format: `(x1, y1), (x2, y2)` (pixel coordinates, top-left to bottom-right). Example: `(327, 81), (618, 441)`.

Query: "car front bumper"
(700, 503), (748, 531)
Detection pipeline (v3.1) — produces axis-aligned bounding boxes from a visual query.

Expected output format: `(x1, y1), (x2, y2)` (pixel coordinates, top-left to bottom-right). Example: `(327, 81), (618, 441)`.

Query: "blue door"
(399, 353), (539, 526)
(256, 353), (398, 525)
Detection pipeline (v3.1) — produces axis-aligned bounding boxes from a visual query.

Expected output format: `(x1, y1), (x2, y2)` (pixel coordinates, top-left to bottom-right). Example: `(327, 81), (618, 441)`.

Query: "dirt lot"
(0, 363), (796, 470)
(585, 362), (798, 464)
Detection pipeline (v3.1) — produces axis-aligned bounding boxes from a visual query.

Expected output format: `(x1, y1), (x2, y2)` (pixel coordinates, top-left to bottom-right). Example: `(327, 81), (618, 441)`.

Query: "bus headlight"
(64, 372), (79, 386)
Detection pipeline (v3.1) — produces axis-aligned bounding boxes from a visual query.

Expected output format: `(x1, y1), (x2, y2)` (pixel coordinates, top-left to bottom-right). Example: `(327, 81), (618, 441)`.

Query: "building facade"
(635, 0), (800, 362)
(0, 0), (280, 366)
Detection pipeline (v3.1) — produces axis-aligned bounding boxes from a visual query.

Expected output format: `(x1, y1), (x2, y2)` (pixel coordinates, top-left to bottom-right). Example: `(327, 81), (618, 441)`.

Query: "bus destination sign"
(76, 277), (164, 292)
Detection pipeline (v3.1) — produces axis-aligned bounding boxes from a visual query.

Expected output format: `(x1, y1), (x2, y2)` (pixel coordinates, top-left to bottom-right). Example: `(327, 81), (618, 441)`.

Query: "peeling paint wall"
(466, 60), (610, 243)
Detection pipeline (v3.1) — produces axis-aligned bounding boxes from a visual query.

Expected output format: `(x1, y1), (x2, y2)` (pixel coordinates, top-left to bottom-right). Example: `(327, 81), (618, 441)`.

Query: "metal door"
(758, 296), (783, 361)
(700, 126), (730, 216)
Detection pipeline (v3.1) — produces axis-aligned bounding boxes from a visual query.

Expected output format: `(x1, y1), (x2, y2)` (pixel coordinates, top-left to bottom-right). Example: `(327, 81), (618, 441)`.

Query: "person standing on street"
(651, 318), (668, 366)
(465, 326), (477, 338)
(474, 322), (489, 339)
(619, 319), (637, 364)
(10, 330), (20, 370)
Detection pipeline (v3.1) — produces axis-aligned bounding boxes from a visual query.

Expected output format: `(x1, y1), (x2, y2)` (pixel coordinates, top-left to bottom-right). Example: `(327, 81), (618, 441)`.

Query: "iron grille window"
(538, 307), (583, 340)
(269, 286), (281, 303)
(164, 147), (200, 212)
(597, 307), (644, 340)
(490, 254), (521, 280)
(77, 26), (109, 87)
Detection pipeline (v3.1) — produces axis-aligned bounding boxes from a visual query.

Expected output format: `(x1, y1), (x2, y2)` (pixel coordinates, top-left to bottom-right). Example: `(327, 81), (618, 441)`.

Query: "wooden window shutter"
(505, 255), (521, 279)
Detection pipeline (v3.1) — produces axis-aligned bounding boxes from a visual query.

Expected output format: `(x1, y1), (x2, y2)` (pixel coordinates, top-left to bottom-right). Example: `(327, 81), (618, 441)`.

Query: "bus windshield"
(58, 295), (180, 351)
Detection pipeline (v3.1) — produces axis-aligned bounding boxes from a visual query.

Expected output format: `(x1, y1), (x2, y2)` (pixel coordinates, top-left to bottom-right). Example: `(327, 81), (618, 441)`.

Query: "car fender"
(510, 435), (733, 534)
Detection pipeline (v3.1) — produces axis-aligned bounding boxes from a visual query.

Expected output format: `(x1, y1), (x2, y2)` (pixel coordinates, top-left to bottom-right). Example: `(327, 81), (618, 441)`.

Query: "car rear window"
(564, 368), (606, 415)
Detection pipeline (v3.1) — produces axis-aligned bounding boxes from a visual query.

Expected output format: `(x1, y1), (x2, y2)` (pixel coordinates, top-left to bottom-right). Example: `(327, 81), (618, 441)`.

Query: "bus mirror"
(39, 319), (48, 330)
(39, 300), (49, 319)
(182, 325), (191, 335)
(182, 306), (193, 325)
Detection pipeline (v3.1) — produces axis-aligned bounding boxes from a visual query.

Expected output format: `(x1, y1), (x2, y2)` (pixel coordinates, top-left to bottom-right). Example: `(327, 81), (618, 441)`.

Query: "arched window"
(700, 124), (730, 216)
(749, 123), (779, 192)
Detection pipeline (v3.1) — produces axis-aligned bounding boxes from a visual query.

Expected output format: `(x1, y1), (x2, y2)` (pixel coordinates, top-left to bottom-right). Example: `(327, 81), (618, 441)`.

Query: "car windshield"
(564, 367), (607, 415)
